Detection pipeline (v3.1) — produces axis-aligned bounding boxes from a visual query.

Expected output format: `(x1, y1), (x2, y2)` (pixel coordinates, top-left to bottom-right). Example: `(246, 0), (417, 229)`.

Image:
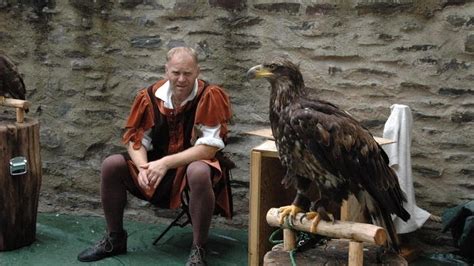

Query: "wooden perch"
(0, 97), (30, 123)
(266, 208), (387, 246)
(267, 208), (389, 266)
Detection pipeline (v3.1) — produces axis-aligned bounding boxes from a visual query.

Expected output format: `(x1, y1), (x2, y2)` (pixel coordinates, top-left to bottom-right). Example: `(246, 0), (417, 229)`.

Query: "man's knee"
(187, 161), (212, 190)
(101, 154), (127, 181)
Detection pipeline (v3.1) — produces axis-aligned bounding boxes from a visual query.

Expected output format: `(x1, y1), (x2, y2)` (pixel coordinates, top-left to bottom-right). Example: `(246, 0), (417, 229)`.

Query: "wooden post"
(283, 229), (296, 251)
(0, 115), (42, 251)
(349, 241), (364, 266)
(16, 107), (25, 123)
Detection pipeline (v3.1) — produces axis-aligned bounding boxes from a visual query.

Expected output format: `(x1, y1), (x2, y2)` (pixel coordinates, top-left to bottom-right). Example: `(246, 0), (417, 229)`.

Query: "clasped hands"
(137, 159), (169, 190)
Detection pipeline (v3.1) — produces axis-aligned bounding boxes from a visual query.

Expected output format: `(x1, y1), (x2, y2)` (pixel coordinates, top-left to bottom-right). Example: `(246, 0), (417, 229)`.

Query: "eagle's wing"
(289, 98), (408, 219)
(0, 54), (26, 100)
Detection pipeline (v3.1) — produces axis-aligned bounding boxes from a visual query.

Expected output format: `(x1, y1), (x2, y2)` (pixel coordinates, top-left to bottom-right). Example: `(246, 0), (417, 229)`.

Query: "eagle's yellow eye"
(268, 64), (277, 71)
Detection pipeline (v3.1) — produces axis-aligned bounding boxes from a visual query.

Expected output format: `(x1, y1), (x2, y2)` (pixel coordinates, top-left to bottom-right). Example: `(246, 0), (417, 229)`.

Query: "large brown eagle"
(247, 58), (410, 251)
(0, 53), (26, 101)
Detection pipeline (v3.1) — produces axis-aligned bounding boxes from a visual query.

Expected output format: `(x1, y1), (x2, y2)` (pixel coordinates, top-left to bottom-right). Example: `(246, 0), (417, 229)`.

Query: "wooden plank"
(245, 128), (274, 140)
(249, 147), (295, 265)
(373, 136), (395, 145)
(258, 157), (295, 265)
(252, 140), (278, 158)
(245, 128), (395, 145)
(249, 150), (263, 266)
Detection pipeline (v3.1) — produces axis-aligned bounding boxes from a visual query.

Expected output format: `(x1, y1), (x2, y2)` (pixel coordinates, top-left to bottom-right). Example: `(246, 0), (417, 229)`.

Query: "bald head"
(166, 47), (198, 65)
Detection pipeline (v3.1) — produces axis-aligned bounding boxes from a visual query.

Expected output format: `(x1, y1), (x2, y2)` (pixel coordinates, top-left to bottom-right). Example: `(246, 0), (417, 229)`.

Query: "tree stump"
(264, 240), (408, 265)
(0, 114), (42, 251)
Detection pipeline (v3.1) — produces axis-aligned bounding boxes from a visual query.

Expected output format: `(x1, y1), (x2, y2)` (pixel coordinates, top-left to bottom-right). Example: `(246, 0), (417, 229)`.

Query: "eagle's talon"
(305, 211), (318, 220)
(303, 211), (322, 233)
(299, 214), (306, 224)
(278, 205), (304, 226)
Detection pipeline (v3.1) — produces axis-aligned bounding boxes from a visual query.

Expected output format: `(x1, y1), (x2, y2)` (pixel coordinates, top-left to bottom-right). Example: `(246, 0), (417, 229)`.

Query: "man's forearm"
(127, 141), (218, 169)
(127, 142), (148, 167)
(161, 144), (218, 170)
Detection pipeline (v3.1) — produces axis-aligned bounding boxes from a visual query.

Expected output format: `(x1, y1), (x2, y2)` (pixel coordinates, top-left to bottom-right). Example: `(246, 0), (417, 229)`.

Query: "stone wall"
(1, 0), (472, 227)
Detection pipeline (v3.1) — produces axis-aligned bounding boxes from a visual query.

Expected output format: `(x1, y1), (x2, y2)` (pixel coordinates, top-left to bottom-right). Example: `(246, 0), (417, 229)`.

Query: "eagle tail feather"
(386, 167), (410, 222)
(358, 191), (402, 252)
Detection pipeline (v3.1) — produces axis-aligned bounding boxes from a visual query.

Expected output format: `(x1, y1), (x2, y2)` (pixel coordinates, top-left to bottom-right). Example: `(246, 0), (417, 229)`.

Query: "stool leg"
(153, 209), (187, 245)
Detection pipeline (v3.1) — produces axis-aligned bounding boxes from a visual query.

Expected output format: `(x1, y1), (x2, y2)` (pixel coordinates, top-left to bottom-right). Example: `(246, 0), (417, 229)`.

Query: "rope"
(268, 228), (283, 245)
(290, 249), (298, 266)
(268, 223), (327, 266)
(268, 228), (298, 266)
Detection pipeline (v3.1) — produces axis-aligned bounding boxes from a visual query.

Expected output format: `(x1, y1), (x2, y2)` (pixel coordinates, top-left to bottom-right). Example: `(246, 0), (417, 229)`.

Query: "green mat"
(0, 213), (248, 265)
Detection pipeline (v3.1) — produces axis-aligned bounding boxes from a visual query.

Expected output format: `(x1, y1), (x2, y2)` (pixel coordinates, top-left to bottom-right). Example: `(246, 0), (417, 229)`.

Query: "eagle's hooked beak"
(246, 64), (274, 80)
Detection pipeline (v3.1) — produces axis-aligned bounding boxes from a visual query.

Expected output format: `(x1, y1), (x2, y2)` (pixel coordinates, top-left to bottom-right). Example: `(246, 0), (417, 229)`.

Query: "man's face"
(165, 52), (200, 100)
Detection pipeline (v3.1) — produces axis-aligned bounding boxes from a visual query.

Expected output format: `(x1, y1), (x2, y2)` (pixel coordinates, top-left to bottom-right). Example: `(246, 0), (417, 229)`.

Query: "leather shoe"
(77, 230), (127, 262)
(185, 244), (207, 266)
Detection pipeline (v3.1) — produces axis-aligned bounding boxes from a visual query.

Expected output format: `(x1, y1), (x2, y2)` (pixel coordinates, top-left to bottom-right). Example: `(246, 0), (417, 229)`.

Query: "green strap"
(268, 217), (316, 266)
(268, 227), (298, 266)
(268, 228), (283, 245)
(290, 249), (297, 266)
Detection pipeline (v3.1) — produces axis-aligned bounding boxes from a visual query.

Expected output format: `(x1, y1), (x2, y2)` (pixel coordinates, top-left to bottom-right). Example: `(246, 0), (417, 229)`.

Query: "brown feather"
(0, 53), (26, 100)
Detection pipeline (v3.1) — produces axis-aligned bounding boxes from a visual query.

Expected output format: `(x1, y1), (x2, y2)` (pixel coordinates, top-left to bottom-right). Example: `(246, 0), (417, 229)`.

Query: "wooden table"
(247, 129), (394, 266)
